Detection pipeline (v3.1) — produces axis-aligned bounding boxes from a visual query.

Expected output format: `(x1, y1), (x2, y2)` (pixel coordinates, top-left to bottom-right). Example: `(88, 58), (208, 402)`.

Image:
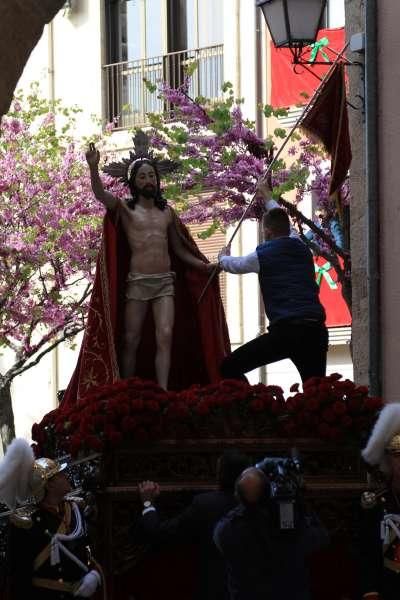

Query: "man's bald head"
(236, 467), (269, 506)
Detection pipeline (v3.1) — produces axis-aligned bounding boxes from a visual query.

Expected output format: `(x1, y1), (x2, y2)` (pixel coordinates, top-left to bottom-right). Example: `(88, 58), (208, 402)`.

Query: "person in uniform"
(0, 438), (103, 599)
(360, 403), (400, 600)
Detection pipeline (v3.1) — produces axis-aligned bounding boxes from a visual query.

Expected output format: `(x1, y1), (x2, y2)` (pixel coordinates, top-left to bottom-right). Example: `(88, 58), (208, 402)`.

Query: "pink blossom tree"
(144, 77), (351, 309)
(0, 84), (123, 449)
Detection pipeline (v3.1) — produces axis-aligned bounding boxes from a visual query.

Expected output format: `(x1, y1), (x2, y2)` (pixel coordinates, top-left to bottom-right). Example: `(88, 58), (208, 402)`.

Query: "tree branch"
(5, 323), (85, 383)
(278, 196), (349, 263)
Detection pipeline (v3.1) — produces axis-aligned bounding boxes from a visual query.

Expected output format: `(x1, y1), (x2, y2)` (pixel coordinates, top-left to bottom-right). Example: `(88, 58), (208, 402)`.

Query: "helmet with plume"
(0, 438), (66, 510)
(362, 403), (400, 474)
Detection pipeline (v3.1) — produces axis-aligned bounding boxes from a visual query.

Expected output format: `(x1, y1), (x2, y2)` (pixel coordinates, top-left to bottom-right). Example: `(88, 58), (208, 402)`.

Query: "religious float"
(32, 373), (381, 600)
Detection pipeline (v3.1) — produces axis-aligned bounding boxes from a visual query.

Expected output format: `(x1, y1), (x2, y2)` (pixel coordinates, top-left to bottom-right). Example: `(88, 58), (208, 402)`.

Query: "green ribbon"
(314, 261), (337, 290)
(309, 37), (330, 62)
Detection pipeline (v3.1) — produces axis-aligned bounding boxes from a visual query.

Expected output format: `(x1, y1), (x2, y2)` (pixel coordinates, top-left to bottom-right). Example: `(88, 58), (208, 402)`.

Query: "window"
(324, 0), (345, 28)
(104, 0), (224, 127)
(106, 0), (165, 63)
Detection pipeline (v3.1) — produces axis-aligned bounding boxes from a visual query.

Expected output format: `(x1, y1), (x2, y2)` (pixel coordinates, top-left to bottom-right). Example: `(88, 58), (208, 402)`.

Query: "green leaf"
(197, 220), (221, 239)
(184, 60), (199, 77)
(273, 128), (287, 139)
(221, 82), (233, 93)
(143, 78), (157, 93)
(262, 104), (273, 118)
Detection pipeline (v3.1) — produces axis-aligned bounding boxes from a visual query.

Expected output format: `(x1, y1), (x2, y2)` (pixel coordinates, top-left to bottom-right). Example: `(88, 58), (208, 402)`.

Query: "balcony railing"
(104, 44), (224, 130)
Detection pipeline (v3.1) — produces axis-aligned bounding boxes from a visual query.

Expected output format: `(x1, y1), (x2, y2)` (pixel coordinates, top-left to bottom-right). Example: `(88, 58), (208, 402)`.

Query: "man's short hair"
(263, 208), (290, 236)
(218, 450), (250, 491)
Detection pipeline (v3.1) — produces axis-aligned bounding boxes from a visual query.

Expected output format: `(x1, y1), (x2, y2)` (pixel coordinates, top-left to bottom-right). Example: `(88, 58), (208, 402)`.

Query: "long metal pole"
(198, 44), (349, 303)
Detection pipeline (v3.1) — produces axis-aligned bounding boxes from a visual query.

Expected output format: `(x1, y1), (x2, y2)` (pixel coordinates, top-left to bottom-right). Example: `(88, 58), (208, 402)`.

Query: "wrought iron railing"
(104, 44), (224, 129)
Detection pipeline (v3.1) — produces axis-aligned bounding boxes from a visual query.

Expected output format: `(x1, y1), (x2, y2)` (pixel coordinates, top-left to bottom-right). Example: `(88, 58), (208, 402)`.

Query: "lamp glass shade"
(258, 0), (327, 47)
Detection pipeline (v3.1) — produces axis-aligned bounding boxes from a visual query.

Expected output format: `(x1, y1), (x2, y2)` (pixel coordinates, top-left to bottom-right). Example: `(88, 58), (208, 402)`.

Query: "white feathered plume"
(362, 403), (400, 473)
(0, 438), (35, 509)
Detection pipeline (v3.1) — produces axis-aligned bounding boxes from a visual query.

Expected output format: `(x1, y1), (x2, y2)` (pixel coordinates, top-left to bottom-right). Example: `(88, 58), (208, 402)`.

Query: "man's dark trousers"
(221, 318), (328, 383)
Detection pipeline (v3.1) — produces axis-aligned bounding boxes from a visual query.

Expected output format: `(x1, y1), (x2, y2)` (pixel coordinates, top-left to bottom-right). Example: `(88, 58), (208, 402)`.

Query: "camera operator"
(214, 465), (329, 600)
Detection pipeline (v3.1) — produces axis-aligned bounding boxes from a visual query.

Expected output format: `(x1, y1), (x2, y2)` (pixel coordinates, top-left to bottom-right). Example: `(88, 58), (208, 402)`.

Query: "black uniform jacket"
(136, 489), (237, 600)
(214, 503), (329, 600)
(359, 488), (400, 600)
(6, 500), (91, 600)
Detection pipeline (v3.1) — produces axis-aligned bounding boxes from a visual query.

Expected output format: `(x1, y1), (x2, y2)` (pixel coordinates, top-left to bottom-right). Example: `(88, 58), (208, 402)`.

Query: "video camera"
(256, 450), (304, 530)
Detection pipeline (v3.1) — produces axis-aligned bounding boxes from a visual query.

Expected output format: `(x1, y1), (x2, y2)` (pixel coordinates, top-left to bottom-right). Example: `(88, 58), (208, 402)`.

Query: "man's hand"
(85, 143), (100, 169)
(138, 480), (160, 503)
(205, 262), (221, 274)
(218, 245), (231, 261)
(256, 178), (272, 200)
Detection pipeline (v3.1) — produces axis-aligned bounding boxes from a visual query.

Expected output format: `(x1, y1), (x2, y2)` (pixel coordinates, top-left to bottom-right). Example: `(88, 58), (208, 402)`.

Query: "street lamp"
(256, 0), (327, 57)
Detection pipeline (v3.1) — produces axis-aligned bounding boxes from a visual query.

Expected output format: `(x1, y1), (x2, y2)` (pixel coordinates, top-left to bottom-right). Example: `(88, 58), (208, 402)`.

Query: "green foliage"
(197, 220), (222, 239)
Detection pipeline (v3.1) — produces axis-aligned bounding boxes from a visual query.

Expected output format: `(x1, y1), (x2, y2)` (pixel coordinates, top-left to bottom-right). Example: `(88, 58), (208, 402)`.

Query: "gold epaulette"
(9, 505), (38, 529)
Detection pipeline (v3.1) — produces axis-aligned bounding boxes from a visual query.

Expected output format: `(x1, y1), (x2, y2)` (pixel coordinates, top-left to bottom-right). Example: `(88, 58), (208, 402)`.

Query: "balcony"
(103, 44), (224, 130)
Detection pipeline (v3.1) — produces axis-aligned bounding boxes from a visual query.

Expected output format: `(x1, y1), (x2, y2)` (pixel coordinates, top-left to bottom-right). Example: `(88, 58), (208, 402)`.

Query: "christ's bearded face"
(134, 163), (157, 198)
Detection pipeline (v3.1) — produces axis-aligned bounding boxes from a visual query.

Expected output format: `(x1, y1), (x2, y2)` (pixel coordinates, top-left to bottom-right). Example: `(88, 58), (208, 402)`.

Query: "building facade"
(7, 0), (351, 441)
(346, 0), (400, 402)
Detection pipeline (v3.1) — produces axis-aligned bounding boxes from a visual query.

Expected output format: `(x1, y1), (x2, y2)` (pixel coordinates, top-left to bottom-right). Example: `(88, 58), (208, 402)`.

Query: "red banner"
(270, 27), (345, 108)
(314, 256), (351, 327)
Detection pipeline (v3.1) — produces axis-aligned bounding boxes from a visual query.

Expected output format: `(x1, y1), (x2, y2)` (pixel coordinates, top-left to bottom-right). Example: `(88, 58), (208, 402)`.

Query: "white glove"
(74, 570), (101, 598)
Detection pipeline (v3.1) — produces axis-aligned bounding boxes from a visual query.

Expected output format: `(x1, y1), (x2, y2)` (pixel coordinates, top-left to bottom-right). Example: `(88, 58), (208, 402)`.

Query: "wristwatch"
(143, 500), (153, 509)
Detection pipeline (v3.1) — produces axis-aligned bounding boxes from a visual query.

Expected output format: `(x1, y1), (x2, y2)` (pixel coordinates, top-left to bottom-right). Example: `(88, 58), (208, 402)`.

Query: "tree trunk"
(0, 381), (15, 453)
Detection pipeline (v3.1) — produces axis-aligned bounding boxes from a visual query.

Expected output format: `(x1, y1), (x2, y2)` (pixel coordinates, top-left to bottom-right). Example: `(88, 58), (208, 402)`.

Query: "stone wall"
(0, 0), (65, 117)
(345, 0), (368, 384)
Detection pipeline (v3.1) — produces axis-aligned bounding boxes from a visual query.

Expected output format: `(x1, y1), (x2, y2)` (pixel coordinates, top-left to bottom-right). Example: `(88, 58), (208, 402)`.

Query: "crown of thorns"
(103, 130), (179, 184)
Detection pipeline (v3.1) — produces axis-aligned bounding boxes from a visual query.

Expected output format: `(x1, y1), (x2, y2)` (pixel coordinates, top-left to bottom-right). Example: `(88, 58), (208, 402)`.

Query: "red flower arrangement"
(283, 373), (383, 440)
(31, 374), (382, 457)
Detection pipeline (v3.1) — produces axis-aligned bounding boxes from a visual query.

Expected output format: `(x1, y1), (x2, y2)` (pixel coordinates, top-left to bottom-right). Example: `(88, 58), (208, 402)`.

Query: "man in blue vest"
(218, 184), (328, 384)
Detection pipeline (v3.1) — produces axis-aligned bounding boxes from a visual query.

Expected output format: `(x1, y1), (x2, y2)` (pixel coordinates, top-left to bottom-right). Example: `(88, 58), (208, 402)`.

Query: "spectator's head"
(216, 450), (251, 492)
(263, 208), (290, 240)
(235, 467), (270, 507)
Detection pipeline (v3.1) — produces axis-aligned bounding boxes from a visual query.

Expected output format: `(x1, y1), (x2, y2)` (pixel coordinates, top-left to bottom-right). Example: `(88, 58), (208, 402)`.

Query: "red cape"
(62, 209), (230, 406)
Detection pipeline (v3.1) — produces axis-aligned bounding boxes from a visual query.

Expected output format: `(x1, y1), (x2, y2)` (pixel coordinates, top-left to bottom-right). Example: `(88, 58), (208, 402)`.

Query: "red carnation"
(131, 398), (144, 411)
(364, 396), (383, 411)
(317, 423), (331, 438)
(146, 400), (160, 413)
(250, 398), (264, 412)
(121, 416), (137, 433)
(196, 401), (211, 416)
(332, 400), (346, 416)
(168, 402), (190, 418)
(356, 385), (369, 395)
(69, 434), (82, 456)
(85, 435), (104, 452)
(106, 431), (123, 445)
(348, 397), (363, 413)
(270, 399), (284, 415)
(341, 415), (353, 428)
(305, 397), (320, 412)
(303, 376), (322, 389)
(322, 407), (336, 424)
(328, 373), (342, 381)
(31, 423), (44, 444)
